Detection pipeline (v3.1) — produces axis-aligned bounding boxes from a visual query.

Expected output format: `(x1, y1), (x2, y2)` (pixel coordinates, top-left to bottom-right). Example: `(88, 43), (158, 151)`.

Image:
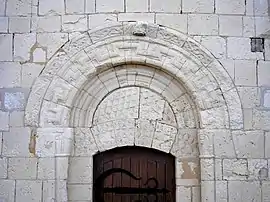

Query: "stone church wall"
(0, 0), (270, 201)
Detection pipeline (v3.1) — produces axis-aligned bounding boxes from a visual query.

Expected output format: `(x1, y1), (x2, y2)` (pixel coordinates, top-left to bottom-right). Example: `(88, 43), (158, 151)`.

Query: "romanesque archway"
(25, 22), (243, 202)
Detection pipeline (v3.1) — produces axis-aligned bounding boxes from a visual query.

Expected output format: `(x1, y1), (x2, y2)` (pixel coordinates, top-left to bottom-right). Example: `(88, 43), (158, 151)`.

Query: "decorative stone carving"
(132, 21), (147, 36)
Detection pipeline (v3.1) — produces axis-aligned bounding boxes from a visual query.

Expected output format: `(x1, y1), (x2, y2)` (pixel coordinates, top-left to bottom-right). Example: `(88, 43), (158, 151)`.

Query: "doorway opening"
(93, 146), (176, 202)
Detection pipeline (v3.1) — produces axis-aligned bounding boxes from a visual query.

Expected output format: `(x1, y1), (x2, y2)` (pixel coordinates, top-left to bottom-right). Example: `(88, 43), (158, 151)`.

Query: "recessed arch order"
(25, 22), (243, 202)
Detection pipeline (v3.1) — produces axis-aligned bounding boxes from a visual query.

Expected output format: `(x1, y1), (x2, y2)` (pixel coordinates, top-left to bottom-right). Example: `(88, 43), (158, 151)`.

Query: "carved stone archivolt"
(24, 22), (243, 202)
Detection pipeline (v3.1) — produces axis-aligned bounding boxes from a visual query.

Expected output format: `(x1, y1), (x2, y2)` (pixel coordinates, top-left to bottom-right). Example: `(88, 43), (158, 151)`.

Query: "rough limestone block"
(10, 111), (24, 127)
(188, 14), (218, 35)
(0, 180), (15, 202)
(66, 0), (85, 14)
(192, 187), (200, 202)
(74, 128), (98, 156)
(21, 63), (43, 88)
(248, 159), (268, 180)
(234, 60), (256, 86)
(32, 48), (46, 63)
(126, 0), (148, 12)
(252, 109), (270, 130)
(201, 181), (215, 202)
(96, 0), (124, 12)
(263, 182), (270, 201)
(219, 15), (242, 36)
(2, 127), (31, 157)
(68, 157), (92, 183)
(4, 89), (28, 111)
(0, 111), (9, 131)
(68, 184), (92, 201)
(31, 16), (61, 32)
(216, 0), (245, 14)
(214, 130), (235, 158)
(198, 36), (226, 58)
(0, 34), (13, 61)
(36, 128), (73, 157)
(200, 158), (214, 180)
(118, 13), (155, 23)
(228, 181), (261, 202)
(37, 33), (68, 59)
(38, 157), (68, 180)
(227, 37), (263, 60)
(14, 33), (36, 62)
(43, 180), (68, 202)
(85, 0), (95, 13)
(243, 17), (255, 37)
(264, 39), (270, 60)
(219, 59), (235, 80)
(255, 17), (270, 37)
(265, 132), (270, 157)
(0, 17), (8, 33)
(176, 186), (191, 202)
(150, 0), (181, 12)
(6, 0), (32, 16)
(237, 87), (260, 108)
(88, 14), (117, 29)
(8, 158), (37, 179)
(223, 159), (248, 180)
(156, 14), (187, 33)
(39, 0), (65, 15)
(216, 181), (227, 202)
(0, 62), (21, 88)
(0, 158), (7, 178)
(232, 130), (264, 158)
(263, 89), (270, 108)
(62, 15), (88, 32)
(258, 61), (270, 86)
(16, 180), (42, 202)
(243, 108), (253, 130)
(9, 17), (31, 33)
(182, 0), (214, 13)
(0, 0), (5, 15)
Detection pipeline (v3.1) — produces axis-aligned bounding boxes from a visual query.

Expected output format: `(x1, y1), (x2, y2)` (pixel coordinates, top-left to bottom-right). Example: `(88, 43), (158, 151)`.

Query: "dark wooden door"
(93, 146), (175, 202)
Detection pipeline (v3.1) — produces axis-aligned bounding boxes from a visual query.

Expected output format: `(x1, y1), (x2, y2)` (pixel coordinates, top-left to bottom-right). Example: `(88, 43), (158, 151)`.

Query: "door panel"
(93, 146), (175, 202)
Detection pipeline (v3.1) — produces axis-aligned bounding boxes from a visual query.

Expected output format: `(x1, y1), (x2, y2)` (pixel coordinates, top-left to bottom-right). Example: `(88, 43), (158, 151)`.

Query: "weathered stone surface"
(3, 128), (31, 157)
(126, 0), (148, 12)
(31, 16), (61, 32)
(232, 130), (264, 158)
(150, 0), (181, 12)
(96, 0), (124, 12)
(4, 90), (27, 111)
(10, 111), (24, 127)
(0, 180), (15, 202)
(9, 17), (31, 33)
(62, 15), (88, 32)
(258, 61), (270, 86)
(36, 128), (73, 157)
(219, 16), (242, 36)
(0, 34), (13, 61)
(252, 109), (270, 130)
(213, 130), (236, 158)
(74, 128), (98, 156)
(68, 157), (92, 183)
(0, 17), (8, 33)
(200, 158), (214, 180)
(14, 33), (36, 62)
(156, 14), (188, 33)
(223, 159), (248, 180)
(183, 0), (214, 13)
(201, 181), (215, 202)
(8, 158), (37, 179)
(216, 181), (227, 202)
(39, 0), (65, 15)
(263, 182), (270, 201)
(66, 0), (85, 14)
(43, 180), (68, 202)
(235, 60), (257, 86)
(38, 157), (68, 180)
(248, 159), (268, 180)
(228, 181), (261, 202)
(188, 14), (218, 35)
(0, 158), (7, 178)
(6, 0), (32, 16)
(68, 184), (92, 201)
(0, 63), (22, 88)
(16, 180), (42, 202)
(0, 111), (9, 131)
(216, 0), (245, 14)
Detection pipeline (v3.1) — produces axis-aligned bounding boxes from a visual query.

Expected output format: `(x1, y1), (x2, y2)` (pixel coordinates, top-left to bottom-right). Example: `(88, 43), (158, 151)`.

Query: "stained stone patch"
(4, 92), (25, 110)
